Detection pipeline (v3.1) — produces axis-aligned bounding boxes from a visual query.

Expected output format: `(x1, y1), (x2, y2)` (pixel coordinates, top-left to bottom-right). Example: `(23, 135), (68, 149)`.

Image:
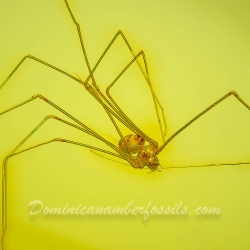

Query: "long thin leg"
(91, 50), (159, 146)
(0, 50), (155, 148)
(63, 0), (157, 152)
(0, 95), (104, 145)
(64, 1), (164, 143)
(1, 57), (150, 167)
(2, 138), (124, 246)
(80, 50), (159, 147)
(0, 58), (149, 146)
(0, 42), (143, 149)
(157, 91), (250, 154)
(0, 88), (138, 164)
(1, 57), (143, 164)
(1, 2), (160, 147)
(0, 45), (137, 143)
(11, 138), (123, 160)
(0, 54), (82, 90)
(90, 150), (130, 166)
(106, 51), (162, 146)
(64, 0), (158, 158)
(106, 46), (166, 142)
(64, 0), (93, 80)
(84, 86), (134, 161)
(84, 30), (167, 142)
(1, 114), (128, 248)
(0, 94), (135, 165)
(84, 80), (158, 146)
(163, 162), (250, 169)
(0, 1), (97, 91)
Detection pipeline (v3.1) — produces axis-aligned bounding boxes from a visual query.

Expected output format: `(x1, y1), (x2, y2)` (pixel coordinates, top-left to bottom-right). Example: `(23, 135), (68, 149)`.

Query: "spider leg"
(80, 51), (159, 147)
(0, 94), (136, 165)
(85, 87), (135, 161)
(1, 113), (130, 248)
(105, 50), (160, 147)
(63, 0), (140, 161)
(157, 91), (250, 154)
(1, 1), (164, 155)
(85, 30), (167, 143)
(12, 138), (123, 160)
(163, 161), (250, 169)
(0, 52), (139, 140)
(0, 13), (138, 153)
(0, 54), (131, 141)
(90, 150), (130, 166)
(0, 54), (82, 90)
(64, 0), (93, 79)
(0, 57), (148, 147)
(0, 95), (104, 145)
(64, 1), (164, 144)
(1, 3), (139, 167)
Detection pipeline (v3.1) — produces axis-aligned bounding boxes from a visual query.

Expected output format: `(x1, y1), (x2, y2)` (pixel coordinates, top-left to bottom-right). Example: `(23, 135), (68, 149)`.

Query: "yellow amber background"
(0, 0), (250, 249)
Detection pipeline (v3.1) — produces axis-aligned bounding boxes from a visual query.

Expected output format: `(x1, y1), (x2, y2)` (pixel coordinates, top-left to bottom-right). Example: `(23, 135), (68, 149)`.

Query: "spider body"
(118, 134), (161, 171)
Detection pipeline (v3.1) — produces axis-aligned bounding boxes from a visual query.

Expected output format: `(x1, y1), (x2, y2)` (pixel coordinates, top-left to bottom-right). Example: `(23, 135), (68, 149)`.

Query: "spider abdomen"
(118, 134), (145, 154)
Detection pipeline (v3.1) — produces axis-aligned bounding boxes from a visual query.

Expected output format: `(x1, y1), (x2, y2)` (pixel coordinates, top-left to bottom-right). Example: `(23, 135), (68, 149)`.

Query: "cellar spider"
(1, 0), (250, 248)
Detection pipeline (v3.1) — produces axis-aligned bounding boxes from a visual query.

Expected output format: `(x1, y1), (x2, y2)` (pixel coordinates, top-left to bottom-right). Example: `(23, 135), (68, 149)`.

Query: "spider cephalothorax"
(118, 134), (162, 172)
(137, 146), (160, 171)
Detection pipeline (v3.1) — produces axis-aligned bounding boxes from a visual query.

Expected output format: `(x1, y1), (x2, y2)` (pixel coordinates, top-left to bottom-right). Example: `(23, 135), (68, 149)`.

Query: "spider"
(1, 0), (250, 248)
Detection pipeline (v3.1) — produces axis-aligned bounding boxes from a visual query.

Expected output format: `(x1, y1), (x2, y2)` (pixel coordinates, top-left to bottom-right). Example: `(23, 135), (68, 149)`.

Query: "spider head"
(138, 146), (161, 172)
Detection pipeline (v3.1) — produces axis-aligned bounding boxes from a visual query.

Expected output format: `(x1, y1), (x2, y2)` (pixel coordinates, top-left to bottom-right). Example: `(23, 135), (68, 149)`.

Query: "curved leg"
(105, 51), (161, 144)
(1, 1), (161, 153)
(85, 82), (158, 146)
(84, 30), (167, 142)
(1, 113), (130, 248)
(0, 94), (135, 163)
(0, 54), (82, 91)
(64, 0), (93, 80)
(157, 91), (250, 154)
(63, 0), (158, 151)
